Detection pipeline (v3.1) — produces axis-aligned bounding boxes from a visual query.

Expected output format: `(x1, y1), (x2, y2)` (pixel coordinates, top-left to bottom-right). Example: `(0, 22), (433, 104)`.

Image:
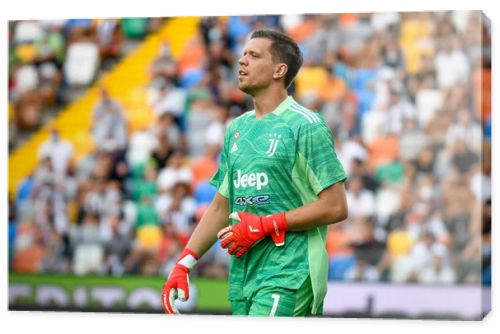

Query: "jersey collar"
(273, 95), (296, 116)
(250, 95), (296, 118)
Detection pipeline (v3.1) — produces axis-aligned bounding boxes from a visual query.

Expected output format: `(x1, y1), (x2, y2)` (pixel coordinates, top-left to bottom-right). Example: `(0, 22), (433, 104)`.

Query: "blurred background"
(8, 11), (491, 319)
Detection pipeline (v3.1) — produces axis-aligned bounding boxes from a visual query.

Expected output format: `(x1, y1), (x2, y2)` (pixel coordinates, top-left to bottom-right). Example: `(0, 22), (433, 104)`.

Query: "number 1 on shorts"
(269, 293), (281, 316)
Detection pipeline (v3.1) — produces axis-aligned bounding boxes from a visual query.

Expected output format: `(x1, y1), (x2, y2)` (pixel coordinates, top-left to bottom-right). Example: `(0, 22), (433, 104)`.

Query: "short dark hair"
(250, 29), (303, 89)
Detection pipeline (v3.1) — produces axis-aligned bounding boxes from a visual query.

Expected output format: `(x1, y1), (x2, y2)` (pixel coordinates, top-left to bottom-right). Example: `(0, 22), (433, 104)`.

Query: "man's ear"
(273, 63), (288, 80)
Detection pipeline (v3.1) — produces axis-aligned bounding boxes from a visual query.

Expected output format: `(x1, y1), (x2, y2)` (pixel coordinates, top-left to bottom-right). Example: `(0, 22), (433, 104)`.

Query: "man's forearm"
(185, 192), (230, 257)
(215, 182), (347, 258)
(285, 181), (347, 231)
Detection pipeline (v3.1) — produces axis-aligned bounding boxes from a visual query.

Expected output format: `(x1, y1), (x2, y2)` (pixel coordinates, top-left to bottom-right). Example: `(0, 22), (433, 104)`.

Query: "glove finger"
(227, 242), (240, 255)
(168, 288), (180, 314)
(229, 212), (241, 222)
(177, 276), (190, 301)
(234, 246), (248, 258)
(161, 291), (169, 314)
(220, 233), (235, 249)
(217, 226), (233, 240)
(161, 288), (178, 314)
(177, 288), (187, 301)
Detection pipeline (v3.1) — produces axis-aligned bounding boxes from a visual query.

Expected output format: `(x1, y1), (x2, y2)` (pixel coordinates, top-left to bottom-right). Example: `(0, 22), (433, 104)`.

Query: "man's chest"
(226, 121), (296, 172)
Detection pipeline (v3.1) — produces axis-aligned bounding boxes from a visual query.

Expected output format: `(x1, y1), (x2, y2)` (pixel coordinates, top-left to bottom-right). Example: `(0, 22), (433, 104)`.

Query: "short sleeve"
(295, 121), (347, 195)
(209, 124), (232, 198)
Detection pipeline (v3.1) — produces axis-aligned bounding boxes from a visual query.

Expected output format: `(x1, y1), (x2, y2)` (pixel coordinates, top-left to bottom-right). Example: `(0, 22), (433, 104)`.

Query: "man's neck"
(252, 88), (288, 119)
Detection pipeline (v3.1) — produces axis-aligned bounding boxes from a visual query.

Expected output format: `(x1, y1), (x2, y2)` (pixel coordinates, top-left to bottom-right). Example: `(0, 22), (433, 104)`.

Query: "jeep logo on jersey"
(235, 195), (271, 206)
(233, 170), (269, 190)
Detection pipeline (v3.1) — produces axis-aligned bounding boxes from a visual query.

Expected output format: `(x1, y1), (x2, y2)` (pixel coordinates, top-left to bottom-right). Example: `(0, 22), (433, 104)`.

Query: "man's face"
(238, 37), (278, 95)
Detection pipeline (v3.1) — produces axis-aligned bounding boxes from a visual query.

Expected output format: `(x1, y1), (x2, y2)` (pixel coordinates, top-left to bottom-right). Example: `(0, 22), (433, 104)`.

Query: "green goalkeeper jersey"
(209, 96), (346, 314)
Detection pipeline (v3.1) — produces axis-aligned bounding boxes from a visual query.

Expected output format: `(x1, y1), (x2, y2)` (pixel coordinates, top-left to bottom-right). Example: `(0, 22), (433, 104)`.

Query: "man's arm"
(218, 181), (347, 258)
(285, 181), (348, 231)
(161, 191), (229, 314)
(185, 191), (230, 256)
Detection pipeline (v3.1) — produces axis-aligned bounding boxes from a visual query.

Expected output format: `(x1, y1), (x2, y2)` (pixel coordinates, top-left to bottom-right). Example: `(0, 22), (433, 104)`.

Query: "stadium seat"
(136, 225), (163, 249)
(328, 255), (356, 281)
(387, 230), (413, 257)
(180, 68), (205, 88)
(15, 44), (38, 64)
(121, 18), (149, 39)
(178, 40), (205, 76)
(65, 19), (93, 30)
(351, 68), (378, 116)
(16, 176), (34, 205)
(194, 181), (217, 205)
(191, 155), (218, 188)
(295, 66), (328, 100)
(227, 16), (253, 44)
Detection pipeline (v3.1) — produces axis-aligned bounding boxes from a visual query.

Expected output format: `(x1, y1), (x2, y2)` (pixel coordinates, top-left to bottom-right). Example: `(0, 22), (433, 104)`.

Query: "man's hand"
(161, 249), (198, 315)
(217, 212), (288, 258)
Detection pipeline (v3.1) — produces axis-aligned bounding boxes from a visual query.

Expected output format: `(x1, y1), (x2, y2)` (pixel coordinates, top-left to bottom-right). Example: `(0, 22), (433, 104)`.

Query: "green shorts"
(230, 277), (322, 317)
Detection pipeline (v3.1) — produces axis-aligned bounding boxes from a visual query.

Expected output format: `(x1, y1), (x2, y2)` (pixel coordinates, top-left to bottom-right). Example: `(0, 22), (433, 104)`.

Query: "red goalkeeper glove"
(161, 248), (198, 315)
(217, 212), (288, 258)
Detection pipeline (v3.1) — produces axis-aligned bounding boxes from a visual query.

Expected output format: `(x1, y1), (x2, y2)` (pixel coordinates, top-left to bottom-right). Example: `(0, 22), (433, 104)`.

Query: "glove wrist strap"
(262, 212), (288, 246)
(177, 248), (198, 271)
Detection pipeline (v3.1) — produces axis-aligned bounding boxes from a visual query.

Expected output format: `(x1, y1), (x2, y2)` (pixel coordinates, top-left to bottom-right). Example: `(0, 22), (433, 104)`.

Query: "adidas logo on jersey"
(231, 143), (238, 153)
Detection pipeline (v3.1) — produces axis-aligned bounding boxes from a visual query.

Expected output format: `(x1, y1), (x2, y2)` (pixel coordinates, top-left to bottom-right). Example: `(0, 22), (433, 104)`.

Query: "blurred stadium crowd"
(9, 12), (491, 286)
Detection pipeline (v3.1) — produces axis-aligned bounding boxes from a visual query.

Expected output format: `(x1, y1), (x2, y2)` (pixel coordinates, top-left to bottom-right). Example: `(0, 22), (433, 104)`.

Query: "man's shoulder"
(237, 109), (256, 120)
(227, 110), (255, 128)
(280, 102), (325, 131)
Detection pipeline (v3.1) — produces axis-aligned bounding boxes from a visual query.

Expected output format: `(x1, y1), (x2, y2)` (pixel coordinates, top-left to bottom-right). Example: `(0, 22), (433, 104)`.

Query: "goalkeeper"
(162, 29), (348, 317)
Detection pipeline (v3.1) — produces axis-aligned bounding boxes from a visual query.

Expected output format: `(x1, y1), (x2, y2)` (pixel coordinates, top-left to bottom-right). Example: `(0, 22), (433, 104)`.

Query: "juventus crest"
(266, 133), (281, 157)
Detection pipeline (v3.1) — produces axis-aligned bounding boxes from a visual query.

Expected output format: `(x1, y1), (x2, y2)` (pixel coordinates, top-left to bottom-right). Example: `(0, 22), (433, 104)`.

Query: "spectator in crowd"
(38, 126), (74, 177)
(399, 118), (428, 164)
(101, 214), (133, 276)
(445, 109), (482, 154)
(481, 198), (491, 285)
(91, 87), (128, 153)
(336, 135), (368, 177)
(385, 83), (418, 135)
(434, 36), (470, 90)
(450, 139), (479, 175)
(345, 217), (386, 282)
(70, 213), (104, 275)
(346, 176), (376, 221)
(151, 112), (183, 152)
(418, 249), (457, 284)
(149, 40), (180, 88)
(95, 19), (123, 68)
(157, 149), (193, 193)
(12, 220), (46, 273)
(151, 84), (187, 123)
(204, 105), (228, 148)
